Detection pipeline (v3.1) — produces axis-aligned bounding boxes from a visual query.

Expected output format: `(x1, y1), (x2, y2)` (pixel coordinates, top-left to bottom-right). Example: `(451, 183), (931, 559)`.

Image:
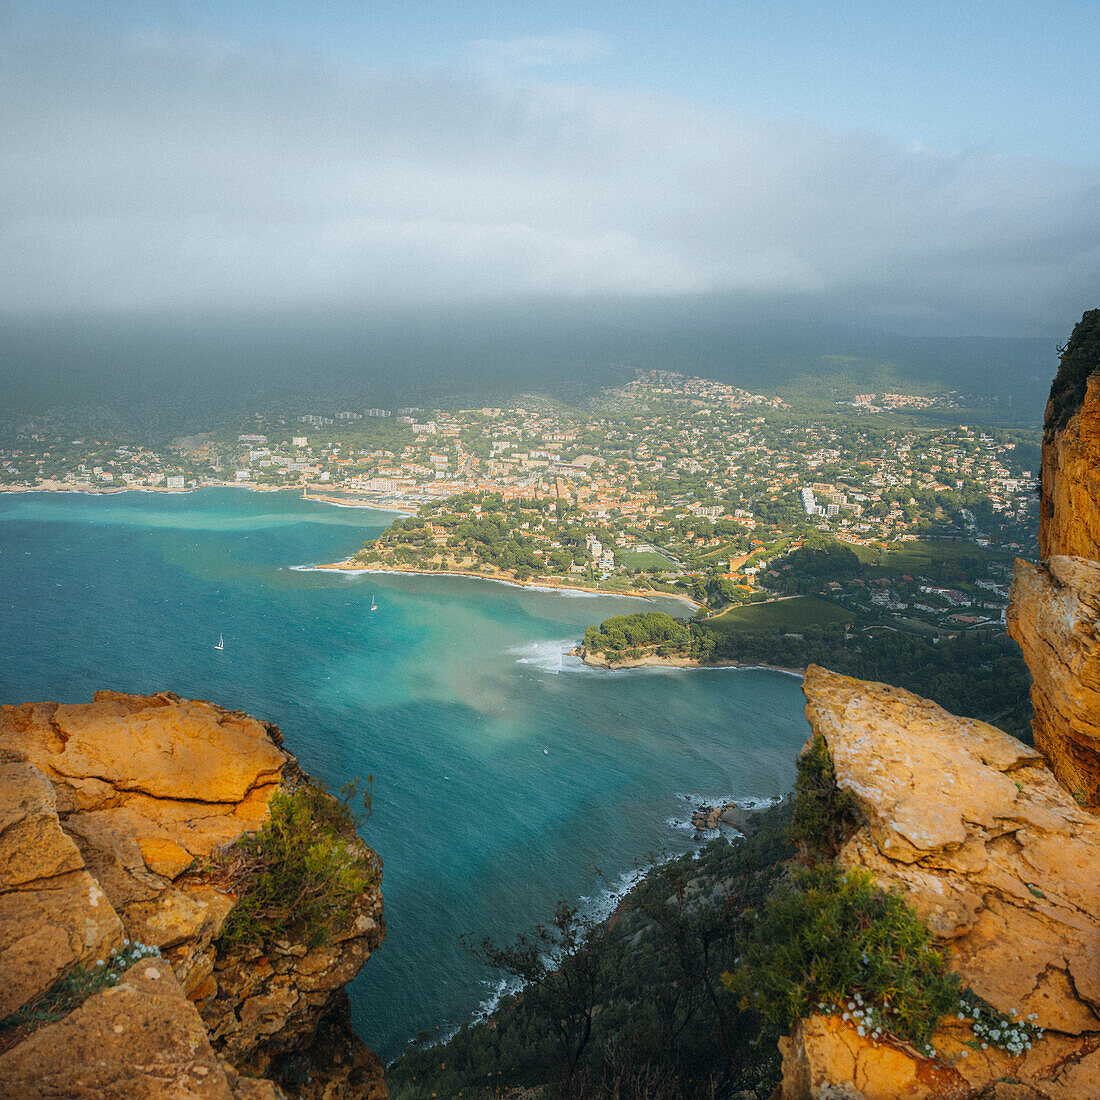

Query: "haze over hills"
(0, 302), (1056, 440)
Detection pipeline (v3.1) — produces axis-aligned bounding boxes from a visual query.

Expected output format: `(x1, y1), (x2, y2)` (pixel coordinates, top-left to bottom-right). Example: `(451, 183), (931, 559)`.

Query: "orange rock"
(0, 692), (385, 1100)
(0, 956), (241, 1100)
(1008, 555), (1100, 809)
(1039, 371), (1100, 562)
(0, 758), (124, 1018)
(794, 666), (1100, 1099)
(777, 1015), (963, 1100)
(0, 692), (287, 806)
(139, 835), (195, 878)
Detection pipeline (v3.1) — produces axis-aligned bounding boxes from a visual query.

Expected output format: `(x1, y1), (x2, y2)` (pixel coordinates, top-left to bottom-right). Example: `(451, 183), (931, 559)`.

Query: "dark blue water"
(0, 489), (809, 1058)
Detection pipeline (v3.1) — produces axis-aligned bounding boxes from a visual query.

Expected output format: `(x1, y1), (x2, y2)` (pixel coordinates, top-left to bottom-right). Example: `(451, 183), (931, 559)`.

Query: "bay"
(0, 488), (809, 1058)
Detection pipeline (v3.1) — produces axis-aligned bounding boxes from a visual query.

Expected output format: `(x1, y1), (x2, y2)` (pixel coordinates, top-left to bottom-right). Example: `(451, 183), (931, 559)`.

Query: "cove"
(0, 488), (809, 1058)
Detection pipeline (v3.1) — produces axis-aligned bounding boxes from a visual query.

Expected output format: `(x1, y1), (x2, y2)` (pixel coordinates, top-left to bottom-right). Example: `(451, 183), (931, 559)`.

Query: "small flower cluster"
(93, 939), (163, 986)
(817, 992), (897, 1047)
(817, 987), (1043, 1064)
(955, 990), (1042, 1058)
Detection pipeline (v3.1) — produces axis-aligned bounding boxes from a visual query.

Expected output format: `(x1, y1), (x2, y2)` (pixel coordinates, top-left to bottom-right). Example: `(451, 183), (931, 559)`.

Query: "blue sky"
(3, 0), (1099, 330)
(26, 0), (1100, 160)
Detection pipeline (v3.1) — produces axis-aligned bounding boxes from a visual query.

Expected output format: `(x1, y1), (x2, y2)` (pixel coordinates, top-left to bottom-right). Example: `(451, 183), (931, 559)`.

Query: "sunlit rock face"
(777, 667), (1100, 1100)
(0, 691), (386, 1100)
(1009, 556), (1100, 809)
(1039, 313), (1100, 562)
(1011, 313), (1100, 807)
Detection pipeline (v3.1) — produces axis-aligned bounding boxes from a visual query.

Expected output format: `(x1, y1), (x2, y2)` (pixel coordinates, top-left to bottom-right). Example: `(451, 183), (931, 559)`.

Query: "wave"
(665, 792), (784, 835)
(508, 639), (577, 674)
(288, 564), (367, 575)
(419, 861), (656, 1058)
(472, 865), (651, 1018)
(675, 792), (784, 810)
(577, 661), (804, 679)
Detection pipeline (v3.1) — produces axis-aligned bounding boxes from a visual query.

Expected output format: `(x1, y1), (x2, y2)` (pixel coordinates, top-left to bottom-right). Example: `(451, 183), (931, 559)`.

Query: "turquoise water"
(0, 489), (809, 1058)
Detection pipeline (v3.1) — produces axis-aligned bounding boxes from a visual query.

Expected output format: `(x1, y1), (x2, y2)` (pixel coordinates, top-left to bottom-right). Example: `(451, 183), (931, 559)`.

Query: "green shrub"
(216, 779), (379, 952)
(789, 733), (858, 859)
(726, 863), (960, 1052)
(0, 942), (162, 1040)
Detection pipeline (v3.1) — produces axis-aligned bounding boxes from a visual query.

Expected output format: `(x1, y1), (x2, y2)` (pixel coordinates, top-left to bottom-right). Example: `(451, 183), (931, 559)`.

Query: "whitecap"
(508, 639), (576, 674)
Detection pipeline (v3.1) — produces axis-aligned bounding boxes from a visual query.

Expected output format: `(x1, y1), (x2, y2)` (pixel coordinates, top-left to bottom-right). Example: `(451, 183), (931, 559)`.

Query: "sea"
(0, 488), (809, 1059)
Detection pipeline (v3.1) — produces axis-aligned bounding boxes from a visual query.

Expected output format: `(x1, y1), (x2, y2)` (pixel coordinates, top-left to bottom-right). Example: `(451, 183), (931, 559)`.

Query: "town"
(1, 370), (1038, 639)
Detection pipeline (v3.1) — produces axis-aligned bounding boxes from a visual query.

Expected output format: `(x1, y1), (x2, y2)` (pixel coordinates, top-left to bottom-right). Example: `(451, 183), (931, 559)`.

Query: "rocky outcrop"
(777, 666), (1100, 1099)
(1011, 311), (1100, 807)
(0, 692), (385, 1100)
(0, 753), (124, 1019)
(1039, 373), (1100, 562)
(1038, 311), (1100, 561)
(1008, 555), (1100, 808)
(0, 956), (280, 1100)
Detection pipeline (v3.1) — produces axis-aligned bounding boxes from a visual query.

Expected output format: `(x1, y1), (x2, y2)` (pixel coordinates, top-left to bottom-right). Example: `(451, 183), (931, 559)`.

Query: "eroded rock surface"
(0, 753), (123, 1019)
(1039, 326), (1100, 562)
(1009, 555), (1100, 808)
(0, 692), (386, 1100)
(781, 666), (1100, 1100)
(1013, 316), (1100, 807)
(0, 956), (248, 1100)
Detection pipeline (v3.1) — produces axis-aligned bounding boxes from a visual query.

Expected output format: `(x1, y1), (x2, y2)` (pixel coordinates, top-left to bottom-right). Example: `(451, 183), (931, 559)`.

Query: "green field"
(701, 596), (854, 634)
(851, 539), (1003, 573)
(617, 549), (679, 571)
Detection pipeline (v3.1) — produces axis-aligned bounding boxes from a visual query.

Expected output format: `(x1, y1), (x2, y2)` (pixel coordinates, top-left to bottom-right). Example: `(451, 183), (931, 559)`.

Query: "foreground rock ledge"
(777, 666), (1100, 1100)
(0, 691), (386, 1100)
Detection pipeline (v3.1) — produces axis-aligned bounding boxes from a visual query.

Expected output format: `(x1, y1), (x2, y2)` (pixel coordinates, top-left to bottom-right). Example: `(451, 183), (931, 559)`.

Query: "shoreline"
(0, 482), (290, 496)
(568, 646), (805, 677)
(306, 561), (703, 608)
(300, 491), (416, 514)
(0, 483), (416, 514)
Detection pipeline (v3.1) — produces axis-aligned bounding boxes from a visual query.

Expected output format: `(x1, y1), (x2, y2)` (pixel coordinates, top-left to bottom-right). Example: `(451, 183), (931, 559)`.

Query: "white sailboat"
(370, 595), (378, 611)
(214, 633), (224, 651)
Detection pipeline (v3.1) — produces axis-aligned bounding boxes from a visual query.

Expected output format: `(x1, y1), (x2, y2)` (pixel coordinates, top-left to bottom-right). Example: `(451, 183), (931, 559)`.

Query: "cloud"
(1, 21), (1097, 331)
(469, 30), (610, 68)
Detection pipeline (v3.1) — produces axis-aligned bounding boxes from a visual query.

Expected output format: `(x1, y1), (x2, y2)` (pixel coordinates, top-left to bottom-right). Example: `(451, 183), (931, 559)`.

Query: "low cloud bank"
(1, 21), (1097, 330)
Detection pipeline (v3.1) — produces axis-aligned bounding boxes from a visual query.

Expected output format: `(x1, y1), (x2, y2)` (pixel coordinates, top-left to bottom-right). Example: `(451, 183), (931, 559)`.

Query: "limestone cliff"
(0, 691), (386, 1100)
(1009, 555), (1100, 808)
(1039, 309), (1100, 561)
(1007, 310), (1100, 805)
(777, 667), (1100, 1100)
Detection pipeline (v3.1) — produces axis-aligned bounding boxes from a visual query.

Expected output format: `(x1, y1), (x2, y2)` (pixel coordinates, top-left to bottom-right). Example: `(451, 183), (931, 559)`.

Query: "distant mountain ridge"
(0, 305), (1055, 439)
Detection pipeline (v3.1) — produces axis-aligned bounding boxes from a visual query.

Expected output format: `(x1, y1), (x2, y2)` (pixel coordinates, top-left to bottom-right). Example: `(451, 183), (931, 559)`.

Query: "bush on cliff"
(788, 732), (859, 860)
(216, 778), (379, 952)
(726, 863), (960, 1053)
(1046, 307), (1100, 435)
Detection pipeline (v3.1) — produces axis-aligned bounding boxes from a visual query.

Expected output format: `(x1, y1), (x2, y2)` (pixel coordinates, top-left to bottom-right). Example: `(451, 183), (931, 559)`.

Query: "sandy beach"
(312, 560), (703, 608)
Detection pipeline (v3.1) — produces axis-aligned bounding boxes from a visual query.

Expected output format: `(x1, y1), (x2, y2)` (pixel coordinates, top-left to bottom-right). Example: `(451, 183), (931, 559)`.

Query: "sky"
(3, 0), (1099, 335)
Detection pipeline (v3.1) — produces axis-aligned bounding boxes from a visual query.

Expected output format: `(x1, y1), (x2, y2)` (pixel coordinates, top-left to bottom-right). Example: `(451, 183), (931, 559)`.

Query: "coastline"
(0, 483), (413, 513)
(309, 560), (704, 608)
(568, 646), (805, 677)
(300, 491), (417, 515)
(0, 481), (287, 496)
